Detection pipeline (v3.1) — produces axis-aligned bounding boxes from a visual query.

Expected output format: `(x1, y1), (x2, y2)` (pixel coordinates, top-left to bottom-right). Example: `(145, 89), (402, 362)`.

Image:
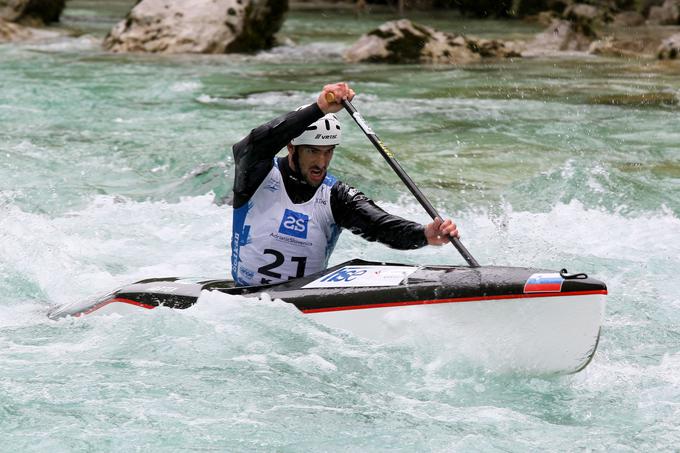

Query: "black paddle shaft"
(337, 97), (480, 268)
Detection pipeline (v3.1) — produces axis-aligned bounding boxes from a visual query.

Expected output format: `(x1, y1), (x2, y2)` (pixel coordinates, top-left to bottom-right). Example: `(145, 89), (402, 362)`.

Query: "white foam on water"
(195, 91), (318, 115)
(21, 34), (103, 52)
(170, 80), (203, 93)
(195, 93), (218, 104)
(254, 42), (346, 63)
(0, 194), (229, 307)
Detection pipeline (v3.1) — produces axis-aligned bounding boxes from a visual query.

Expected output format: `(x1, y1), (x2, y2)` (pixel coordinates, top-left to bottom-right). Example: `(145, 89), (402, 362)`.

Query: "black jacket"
(232, 103), (427, 250)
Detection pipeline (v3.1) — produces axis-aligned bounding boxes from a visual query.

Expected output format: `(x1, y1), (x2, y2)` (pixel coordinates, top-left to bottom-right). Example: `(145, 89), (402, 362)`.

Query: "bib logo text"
(278, 209), (309, 239)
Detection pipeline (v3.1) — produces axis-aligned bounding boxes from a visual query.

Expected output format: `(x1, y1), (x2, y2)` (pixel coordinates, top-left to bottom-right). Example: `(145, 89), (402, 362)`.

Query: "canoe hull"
(307, 292), (605, 374)
(48, 259), (607, 374)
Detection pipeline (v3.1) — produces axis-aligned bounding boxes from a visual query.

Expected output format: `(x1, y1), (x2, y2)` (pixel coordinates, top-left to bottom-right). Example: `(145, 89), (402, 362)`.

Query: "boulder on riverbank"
(588, 36), (646, 57)
(657, 32), (680, 58)
(523, 18), (596, 55)
(522, 2), (607, 56)
(344, 19), (520, 64)
(0, 16), (63, 42)
(103, 0), (288, 54)
(647, 0), (680, 25)
(0, 17), (29, 41)
(612, 11), (645, 27)
(563, 2), (609, 25)
(0, 0), (65, 25)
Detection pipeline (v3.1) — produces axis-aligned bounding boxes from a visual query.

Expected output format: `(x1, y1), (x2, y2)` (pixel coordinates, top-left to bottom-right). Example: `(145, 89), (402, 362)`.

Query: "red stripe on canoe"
(79, 297), (155, 316)
(301, 290), (607, 314)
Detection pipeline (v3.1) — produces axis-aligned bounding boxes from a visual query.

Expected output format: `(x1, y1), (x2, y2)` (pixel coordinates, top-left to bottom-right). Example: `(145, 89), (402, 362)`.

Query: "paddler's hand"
(318, 82), (355, 114)
(425, 217), (459, 246)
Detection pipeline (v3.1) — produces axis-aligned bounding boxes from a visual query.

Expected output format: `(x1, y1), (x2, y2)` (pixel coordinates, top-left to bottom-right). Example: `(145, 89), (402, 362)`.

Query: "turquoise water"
(2, 4), (680, 451)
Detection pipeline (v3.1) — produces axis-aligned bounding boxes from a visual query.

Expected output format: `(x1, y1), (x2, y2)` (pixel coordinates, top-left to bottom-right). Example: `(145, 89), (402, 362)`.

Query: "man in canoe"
(231, 82), (459, 286)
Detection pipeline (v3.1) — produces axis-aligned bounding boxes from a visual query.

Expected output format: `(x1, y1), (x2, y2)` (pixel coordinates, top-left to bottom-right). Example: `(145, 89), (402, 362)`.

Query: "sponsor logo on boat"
(319, 268), (368, 283)
(303, 265), (418, 289)
(278, 209), (309, 239)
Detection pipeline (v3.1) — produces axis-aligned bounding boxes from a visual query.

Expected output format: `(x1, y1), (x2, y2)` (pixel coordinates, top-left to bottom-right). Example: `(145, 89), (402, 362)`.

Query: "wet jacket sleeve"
(232, 103), (324, 208)
(330, 181), (428, 250)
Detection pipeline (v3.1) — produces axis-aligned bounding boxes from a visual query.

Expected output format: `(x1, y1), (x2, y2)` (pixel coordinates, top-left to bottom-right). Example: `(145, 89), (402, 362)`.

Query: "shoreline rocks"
(657, 32), (680, 58)
(1, 0), (679, 63)
(648, 0), (680, 25)
(0, 16), (64, 42)
(522, 1), (680, 59)
(522, 18), (596, 56)
(344, 19), (520, 64)
(0, 0), (65, 26)
(588, 36), (647, 58)
(612, 11), (645, 27)
(103, 0), (288, 54)
(0, 0), (67, 43)
(0, 17), (30, 41)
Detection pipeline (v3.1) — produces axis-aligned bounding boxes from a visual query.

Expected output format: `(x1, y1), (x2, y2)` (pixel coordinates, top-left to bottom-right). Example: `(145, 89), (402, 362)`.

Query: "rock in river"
(523, 18), (596, 56)
(0, 17), (29, 41)
(657, 32), (680, 59)
(0, 15), (63, 43)
(648, 0), (680, 25)
(0, 0), (65, 25)
(103, 0), (288, 54)
(344, 19), (520, 64)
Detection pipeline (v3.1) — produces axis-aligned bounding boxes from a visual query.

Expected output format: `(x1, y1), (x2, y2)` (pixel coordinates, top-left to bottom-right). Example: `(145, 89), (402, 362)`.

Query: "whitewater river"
(1, 2), (679, 451)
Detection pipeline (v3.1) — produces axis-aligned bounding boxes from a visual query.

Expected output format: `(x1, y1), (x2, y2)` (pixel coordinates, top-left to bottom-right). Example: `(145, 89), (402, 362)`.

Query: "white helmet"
(291, 113), (342, 146)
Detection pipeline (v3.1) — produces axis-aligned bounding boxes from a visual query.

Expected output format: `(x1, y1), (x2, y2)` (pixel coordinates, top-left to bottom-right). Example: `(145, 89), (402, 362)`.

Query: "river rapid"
(1, 2), (679, 451)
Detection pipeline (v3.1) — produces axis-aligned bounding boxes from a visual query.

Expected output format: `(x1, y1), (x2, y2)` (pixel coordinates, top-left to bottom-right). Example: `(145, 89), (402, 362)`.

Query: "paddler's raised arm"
(232, 103), (324, 208)
(233, 103), (324, 163)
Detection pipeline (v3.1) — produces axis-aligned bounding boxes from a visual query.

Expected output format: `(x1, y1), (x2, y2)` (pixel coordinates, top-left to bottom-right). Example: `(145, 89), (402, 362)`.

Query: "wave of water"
(1, 192), (679, 450)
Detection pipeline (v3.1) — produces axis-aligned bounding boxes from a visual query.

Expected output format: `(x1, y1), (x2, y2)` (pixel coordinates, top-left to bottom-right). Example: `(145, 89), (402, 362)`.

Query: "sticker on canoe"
(524, 273), (564, 293)
(303, 266), (418, 288)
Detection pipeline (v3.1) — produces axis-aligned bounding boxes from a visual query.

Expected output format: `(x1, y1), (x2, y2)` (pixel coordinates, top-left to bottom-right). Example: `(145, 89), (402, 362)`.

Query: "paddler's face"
(289, 144), (335, 187)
